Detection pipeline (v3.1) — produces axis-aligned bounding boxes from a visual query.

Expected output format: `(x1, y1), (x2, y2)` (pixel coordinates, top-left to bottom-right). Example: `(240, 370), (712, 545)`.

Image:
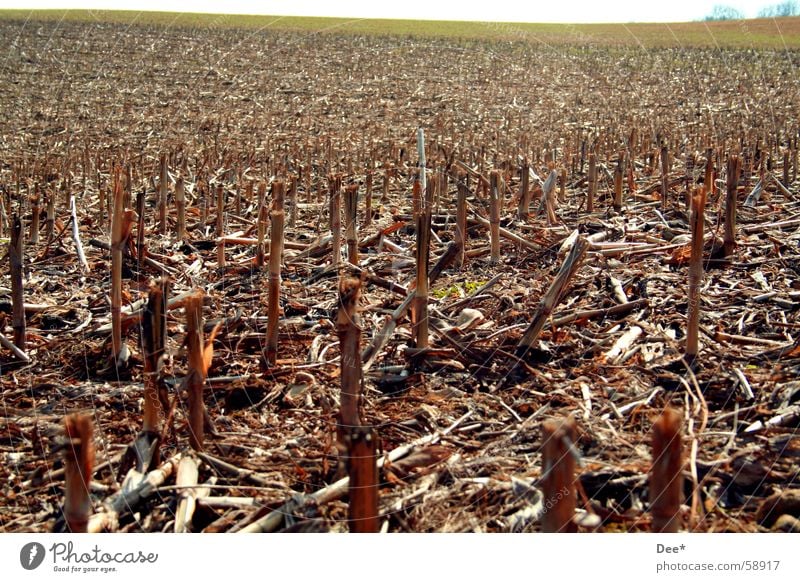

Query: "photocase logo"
(20, 542), (46, 570)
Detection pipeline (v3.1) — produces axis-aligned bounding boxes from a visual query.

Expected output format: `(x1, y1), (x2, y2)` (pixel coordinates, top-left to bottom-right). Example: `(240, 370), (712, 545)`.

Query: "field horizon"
(1, 8), (800, 48)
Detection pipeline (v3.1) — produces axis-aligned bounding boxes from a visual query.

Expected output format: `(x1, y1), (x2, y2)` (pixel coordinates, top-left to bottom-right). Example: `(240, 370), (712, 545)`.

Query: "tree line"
(705, 1), (799, 20)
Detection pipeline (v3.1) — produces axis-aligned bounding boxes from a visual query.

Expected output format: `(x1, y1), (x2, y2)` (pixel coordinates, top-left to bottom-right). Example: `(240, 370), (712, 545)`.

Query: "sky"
(0, 0), (784, 23)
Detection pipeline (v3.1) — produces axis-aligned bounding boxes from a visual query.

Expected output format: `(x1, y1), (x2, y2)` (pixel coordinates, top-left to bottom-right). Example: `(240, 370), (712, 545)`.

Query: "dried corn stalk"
(346, 427), (379, 533)
(344, 183), (359, 265)
(158, 153), (168, 235)
(541, 417), (578, 533)
(723, 155), (741, 257)
(184, 292), (210, 451)
(141, 278), (169, 436)
(686, 187), (707, 365)
(110, 168), (133, 364)
(650, 408), (684, 533)
(175, 176), (186, 240)
(10, 215), (25, 349)
(256, 181), (268, 267)
(489, 170), (501, 264)
(517, 234), (589, 357)
(265, 182), (285, 367)
(329, 174), (342, 265)
(456, 179), (468, 269)
(61, 413), (94, 533)
(518, 158), (530, 219)
(338, 277), (363, 431)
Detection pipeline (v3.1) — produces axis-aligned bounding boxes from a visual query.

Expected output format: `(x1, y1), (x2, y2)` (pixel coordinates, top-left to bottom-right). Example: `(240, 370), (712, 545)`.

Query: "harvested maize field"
(1, 13), (800, 533)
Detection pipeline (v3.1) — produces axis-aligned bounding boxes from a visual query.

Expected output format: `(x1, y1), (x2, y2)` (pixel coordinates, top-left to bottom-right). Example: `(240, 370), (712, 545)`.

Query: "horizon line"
(2, 7), (798, 26)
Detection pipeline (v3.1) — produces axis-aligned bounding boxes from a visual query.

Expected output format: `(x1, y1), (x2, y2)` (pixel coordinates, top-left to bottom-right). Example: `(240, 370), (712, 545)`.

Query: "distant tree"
(704, 5), (745, 20)
(758, 1), (800, 17)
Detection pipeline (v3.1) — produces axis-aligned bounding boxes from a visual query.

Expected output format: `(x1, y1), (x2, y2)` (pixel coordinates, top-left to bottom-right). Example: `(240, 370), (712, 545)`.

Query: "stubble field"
(1, 12), (799, 533)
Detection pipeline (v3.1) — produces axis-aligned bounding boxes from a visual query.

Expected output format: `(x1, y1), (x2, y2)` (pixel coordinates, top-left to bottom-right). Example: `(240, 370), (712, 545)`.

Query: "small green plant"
(431, 280), (486, 300)
(463, 280), (484, 294)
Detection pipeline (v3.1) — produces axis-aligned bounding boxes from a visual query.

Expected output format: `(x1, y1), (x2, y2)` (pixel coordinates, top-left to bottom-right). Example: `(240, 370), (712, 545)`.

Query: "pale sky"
(0, 0), (783, 23)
